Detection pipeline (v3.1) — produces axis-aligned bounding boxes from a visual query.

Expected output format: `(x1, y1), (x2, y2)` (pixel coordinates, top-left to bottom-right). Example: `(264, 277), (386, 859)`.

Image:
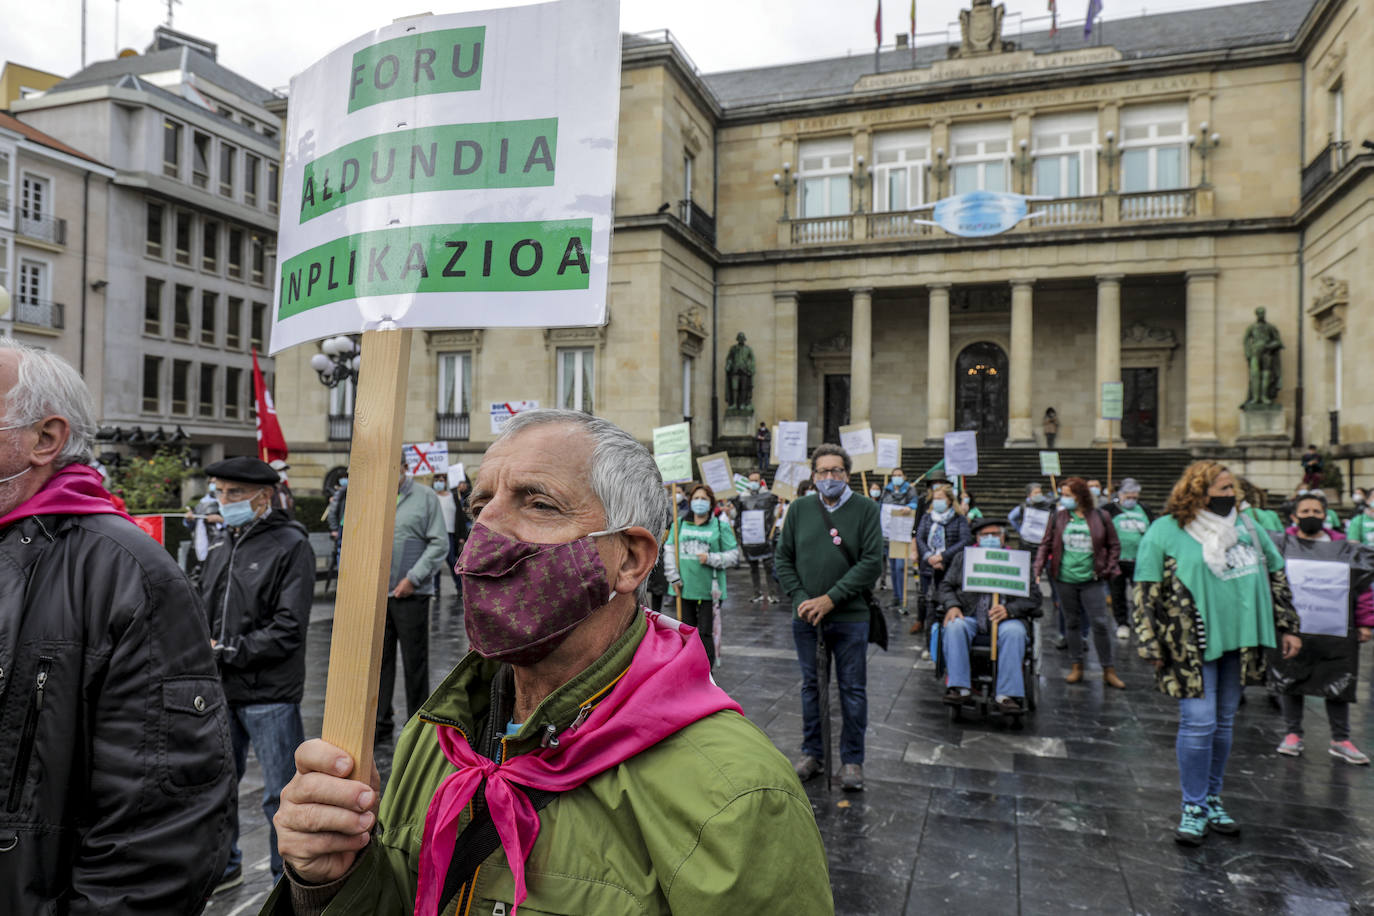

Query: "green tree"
(111, 447), (196, 513)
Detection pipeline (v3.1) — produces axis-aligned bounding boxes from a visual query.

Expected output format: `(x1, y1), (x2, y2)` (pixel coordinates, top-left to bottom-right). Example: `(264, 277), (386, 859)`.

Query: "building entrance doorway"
(954, 342), (1009, 447)
(823, 374), (850, 446)
(1122, 367), (1159, 447)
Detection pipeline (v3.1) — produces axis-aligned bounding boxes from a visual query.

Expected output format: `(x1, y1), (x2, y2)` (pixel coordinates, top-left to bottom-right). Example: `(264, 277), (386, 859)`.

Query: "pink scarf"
(0, 463), (134, 530)
(415, 611), (741, 916)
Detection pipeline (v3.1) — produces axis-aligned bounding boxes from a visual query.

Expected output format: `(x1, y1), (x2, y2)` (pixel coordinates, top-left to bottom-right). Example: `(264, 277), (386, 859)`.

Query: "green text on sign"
(348, 27), (485, 112)
(972, 561), (1023, 577)
(966, 576), (1027, 591)
(299, 119), (558, 223)
(278, 219), (591, 317)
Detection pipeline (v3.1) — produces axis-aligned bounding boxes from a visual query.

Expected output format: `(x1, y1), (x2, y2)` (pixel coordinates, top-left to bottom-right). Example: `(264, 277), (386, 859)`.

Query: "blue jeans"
(793, 617), (869, 765)
(890, 559), (906, 604)
(942, 616), (1028, 698)
(228, 702), (305, 879)
(1177, 650), (1242, 807)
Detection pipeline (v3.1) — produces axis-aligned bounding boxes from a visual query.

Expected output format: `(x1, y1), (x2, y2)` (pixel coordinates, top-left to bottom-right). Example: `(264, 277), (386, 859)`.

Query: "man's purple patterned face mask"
(456, 521), (626, 665)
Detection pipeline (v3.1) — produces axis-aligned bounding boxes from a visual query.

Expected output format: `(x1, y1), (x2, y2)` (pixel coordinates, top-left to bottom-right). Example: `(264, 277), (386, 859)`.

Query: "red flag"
(875, 0), (883, 47)
(252, 349), (289, 463)
(1049, 0), (1058, 36)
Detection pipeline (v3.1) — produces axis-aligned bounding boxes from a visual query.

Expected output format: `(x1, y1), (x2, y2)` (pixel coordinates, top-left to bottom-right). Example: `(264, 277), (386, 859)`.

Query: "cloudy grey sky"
(8, 0), (1263, 92)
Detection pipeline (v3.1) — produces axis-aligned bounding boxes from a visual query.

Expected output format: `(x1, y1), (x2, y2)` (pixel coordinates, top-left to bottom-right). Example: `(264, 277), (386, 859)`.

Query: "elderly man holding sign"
(269, 411), (830, 915)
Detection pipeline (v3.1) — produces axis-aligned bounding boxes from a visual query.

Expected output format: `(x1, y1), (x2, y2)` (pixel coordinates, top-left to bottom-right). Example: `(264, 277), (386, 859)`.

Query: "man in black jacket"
(734, 470), (781, 603)
(0, 338), (234, 912)
(201, 456), (315, 892)
(936, 517), (1043, 713)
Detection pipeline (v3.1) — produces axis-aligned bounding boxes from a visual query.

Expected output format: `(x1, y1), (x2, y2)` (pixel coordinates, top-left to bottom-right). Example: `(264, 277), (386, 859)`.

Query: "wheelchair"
(931, 613), (1040, 725)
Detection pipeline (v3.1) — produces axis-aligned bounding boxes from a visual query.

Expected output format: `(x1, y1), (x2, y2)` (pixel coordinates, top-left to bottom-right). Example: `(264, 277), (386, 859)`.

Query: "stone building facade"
(272, 0), (1372, 497)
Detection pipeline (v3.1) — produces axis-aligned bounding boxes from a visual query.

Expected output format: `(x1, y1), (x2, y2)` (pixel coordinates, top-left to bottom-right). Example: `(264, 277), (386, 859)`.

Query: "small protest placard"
(961, 546), (1032, 598)
(1286, 557), (1350, 637)
(1018, 506), (1050, 544)
(943, 430), (978, 477)
(839, 423), (876, 473)
(652, 422), (692, 484)
(741, 509), (767, 546)
(771, 461), (810, 500)
(881, 505), (915, 542)
(875, 434), (902, 475)
(777, 421), (809, 464)
(403, 441), (449, 476)
(1039, 451), (1061, 477)
(1101, 382), (1125, 421)
(732, 473), (751, 495)
(696, 452), (733, 497)
(490, 400), (540, 435)
(447, 462), (468, 488)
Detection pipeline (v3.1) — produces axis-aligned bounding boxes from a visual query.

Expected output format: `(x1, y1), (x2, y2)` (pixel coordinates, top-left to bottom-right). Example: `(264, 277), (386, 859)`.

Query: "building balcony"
(1301, 141), (1350, 202)
(12, 299), (65, 330)
(678, 199), (716, 245)
(16, 212), (68, 247)
(327, 413), (353, 441)
(436, 411), (470, 441)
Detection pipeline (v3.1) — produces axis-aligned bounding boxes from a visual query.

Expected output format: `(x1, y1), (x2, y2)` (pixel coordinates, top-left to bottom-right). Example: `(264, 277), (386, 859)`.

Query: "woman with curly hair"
(1132, 461), (1302, 846)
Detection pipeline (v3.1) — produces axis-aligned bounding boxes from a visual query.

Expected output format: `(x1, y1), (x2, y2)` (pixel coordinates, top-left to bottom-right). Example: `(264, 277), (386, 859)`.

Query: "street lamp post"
(1100, 131), (1120, 194)
(1190, 122), (1221, 187)
(1015, 139), (1034, 194)
(928, 148), (949, 199)
(851, 154), (872, 214)
(772, 162), (797, 221)
(310, 335), (362, 388)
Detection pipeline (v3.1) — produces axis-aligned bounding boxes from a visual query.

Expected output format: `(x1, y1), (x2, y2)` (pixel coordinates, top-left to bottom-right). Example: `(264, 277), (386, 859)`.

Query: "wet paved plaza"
(210, 568), (1374, 914)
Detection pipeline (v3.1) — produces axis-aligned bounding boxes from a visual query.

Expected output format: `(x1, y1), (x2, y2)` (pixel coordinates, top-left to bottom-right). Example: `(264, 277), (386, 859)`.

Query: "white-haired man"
(0, 338), (235, 911)
(269, 409), (831, 915)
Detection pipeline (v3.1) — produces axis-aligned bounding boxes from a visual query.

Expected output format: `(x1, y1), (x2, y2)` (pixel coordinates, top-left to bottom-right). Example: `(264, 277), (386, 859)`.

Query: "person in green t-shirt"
(1346, 502), (1374, 547)
(1131, 460), (1302, 848)
(664, 482), (739, 669)
(1107, 478), (1153, 641)
(1032, 477), (1123, 689)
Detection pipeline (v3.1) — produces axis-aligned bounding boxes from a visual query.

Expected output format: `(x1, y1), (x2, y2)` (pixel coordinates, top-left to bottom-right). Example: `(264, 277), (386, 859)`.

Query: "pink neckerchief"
(415, 611), (741, 916)
(0, 463), (135, 530)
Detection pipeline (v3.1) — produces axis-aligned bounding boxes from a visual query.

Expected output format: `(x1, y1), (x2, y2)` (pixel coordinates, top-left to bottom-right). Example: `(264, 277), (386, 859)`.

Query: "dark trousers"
(649, 591), (666, 613)
(679, 597), (714, 667)
(1109, 560), (1136, 627)
(433, 533), (463, 595)
(1278, 693), (1351, 742)
(227, 702), (303, 879)
(792, 617), (869, 764)
(748, 556), (779, 598)
(377, 594), (431, 734)
(1046, 432), (1057, 449)
(1058, 579), (1113, 666)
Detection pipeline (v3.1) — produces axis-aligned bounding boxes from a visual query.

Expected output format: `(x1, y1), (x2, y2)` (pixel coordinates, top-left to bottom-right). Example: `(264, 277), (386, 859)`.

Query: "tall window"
(171, 360), (191, 414)
(1032, 112), (1097, 198)
(202, 220), (219, 272)
(1119, 103), (1188, 192)
(17, 258), (47, 305)
(192, 132), (211, 188)
(0, 237), (8, 294)
(797, 138), (851, 218)
(437, 352), (472, 416)
(163, 119), (183, 177)
(267, 162), (280, 214)
(1330, 82), (1344, 145)
(557, 347), (595, 414)
(250, 233), (265, 283)
(200, 292), (218, 345)
(144, 277), (164, 334)
(0, 149), (11, 216)
(245, 154), (260, 206)
(873, 129), (930, 211)
(682, 355), (694, 419)
(219, 143), (236, 197)
(19, 173), (51, 241)
(173, 285), (192, 340)
(174, 210), (192, 265)
(683, 152), (694, 204)
(950, 121), (1010, 194)
(142, 356), (162, 413)
(226, 297), (243, 349)
(250, 302), (268, 350)
(198, 365), (217, 417)
(227, 226), (244, 278)
(224, 367), (242, 419)
(146, 201), (165, 257)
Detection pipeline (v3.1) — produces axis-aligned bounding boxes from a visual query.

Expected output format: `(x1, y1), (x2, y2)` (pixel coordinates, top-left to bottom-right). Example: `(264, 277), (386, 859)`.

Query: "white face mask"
(0, 420), (35, 485)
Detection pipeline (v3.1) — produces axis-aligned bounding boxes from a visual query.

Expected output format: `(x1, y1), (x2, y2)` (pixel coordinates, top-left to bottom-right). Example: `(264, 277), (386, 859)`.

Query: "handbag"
(815, 501), (889, 650)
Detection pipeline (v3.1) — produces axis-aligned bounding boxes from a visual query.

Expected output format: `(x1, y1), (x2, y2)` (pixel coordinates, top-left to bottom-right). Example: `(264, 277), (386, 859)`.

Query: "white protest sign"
(741, 509), (767, 546)
(771, 461), (810, 500)
(875, 434), (902, 475)
(1286, 557), (1350, 637)
(881, 505), (915, 542)
(269, 0), (621, 354)
(1018, 506), (1050, 545)
(769, 425), (780, 466)
(839, 423), (876, 473)
(446, 462), (467, 488)
(652, 422), (692, 485)
(777, 421), (809, 464)
(961, 546), (1032, 598)
(697, 452), (733, 497)
(1039, 451), (1061, 477)
(403, 440), (449, 476)
(490, 400), (540, 435)
(944, 430), (979, 477)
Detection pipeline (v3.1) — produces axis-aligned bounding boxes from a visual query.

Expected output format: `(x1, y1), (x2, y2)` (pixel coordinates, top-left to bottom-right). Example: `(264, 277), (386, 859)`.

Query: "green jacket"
(1346, 513), (1374, 546)
(391, 479), (450, 596)
(264, 613), (832, 916)
(775, 492), (884, 623)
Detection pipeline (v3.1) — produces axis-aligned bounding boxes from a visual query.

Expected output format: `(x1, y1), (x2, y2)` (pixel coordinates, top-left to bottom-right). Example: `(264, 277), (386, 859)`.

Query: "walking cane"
(816, 622), (832, 793)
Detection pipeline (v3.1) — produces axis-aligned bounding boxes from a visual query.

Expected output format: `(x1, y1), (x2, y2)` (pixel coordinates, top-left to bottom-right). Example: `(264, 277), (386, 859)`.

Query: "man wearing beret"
(200, 456), (316, 893)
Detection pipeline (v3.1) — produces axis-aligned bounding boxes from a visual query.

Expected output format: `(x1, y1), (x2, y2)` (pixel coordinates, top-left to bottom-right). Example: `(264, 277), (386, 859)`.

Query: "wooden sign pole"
(990, 594), (1001, 662)
(1107, 421), (1115, 495)
(320, 328), (413, 780)
(860, 471), (868, 494)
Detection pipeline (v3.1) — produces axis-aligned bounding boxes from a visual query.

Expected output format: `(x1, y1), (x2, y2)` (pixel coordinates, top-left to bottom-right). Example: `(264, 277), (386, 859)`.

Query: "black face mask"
(1207, 495), (1236, 517)
(1297, 515), (1325, 536)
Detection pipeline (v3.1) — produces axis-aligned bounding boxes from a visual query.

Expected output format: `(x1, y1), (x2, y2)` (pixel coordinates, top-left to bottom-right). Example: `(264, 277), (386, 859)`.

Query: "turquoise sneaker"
(1174, 803), (1209, 846)
(1205, 795), (1240, 836)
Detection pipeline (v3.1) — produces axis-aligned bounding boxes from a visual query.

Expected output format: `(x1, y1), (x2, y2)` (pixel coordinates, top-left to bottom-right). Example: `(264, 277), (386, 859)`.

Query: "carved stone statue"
(1242, 307), (1283, 408)
(724, 332), (755, 413)
(958, 0), (1008, 57)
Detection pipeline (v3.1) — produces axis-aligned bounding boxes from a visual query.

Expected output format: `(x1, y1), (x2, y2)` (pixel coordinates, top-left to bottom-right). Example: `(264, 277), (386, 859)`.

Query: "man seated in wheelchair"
(936, 517), (1043, 714)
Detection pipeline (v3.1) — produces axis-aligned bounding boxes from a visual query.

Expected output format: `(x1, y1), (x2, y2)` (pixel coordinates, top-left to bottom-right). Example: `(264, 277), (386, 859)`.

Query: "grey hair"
(0, 338), (96, 467)
(494, 408), (670, 605)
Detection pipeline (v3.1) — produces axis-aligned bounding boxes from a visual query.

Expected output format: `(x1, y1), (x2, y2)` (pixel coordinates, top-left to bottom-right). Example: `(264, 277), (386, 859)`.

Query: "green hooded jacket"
(264, 613), (833, 916)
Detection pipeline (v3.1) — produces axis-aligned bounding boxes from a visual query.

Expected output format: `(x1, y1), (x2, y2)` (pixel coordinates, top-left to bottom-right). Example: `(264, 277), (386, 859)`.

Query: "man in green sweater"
(776, 443), (884, 792)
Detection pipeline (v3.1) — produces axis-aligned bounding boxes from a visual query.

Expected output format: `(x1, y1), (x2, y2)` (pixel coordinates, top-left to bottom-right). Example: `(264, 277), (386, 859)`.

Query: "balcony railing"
(1301, 141), (1350, 202)
(1329, 409), (1340, 446)
(867, 208), (935, 240)
(1027, 196), (1103, 227)
(17, 212), (68, 246)
(12, 299), (64, 330)
(327, 413), (353, 441)
(436, 411), (470, 441)
(791, 215), (852, 244)
(1119, 188), (1195, 221)
(679, 199), (716, 245)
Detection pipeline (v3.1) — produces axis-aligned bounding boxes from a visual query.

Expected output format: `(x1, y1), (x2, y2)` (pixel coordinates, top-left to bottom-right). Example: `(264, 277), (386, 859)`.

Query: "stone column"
(926, 283), (952, 443)
(1185, 270), (1220, 444)
(1095, 275), (1124, 443)
(849, 287), (873, 424)
(772, 291), (800, 422)
(1007, 279), (1036, 446)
